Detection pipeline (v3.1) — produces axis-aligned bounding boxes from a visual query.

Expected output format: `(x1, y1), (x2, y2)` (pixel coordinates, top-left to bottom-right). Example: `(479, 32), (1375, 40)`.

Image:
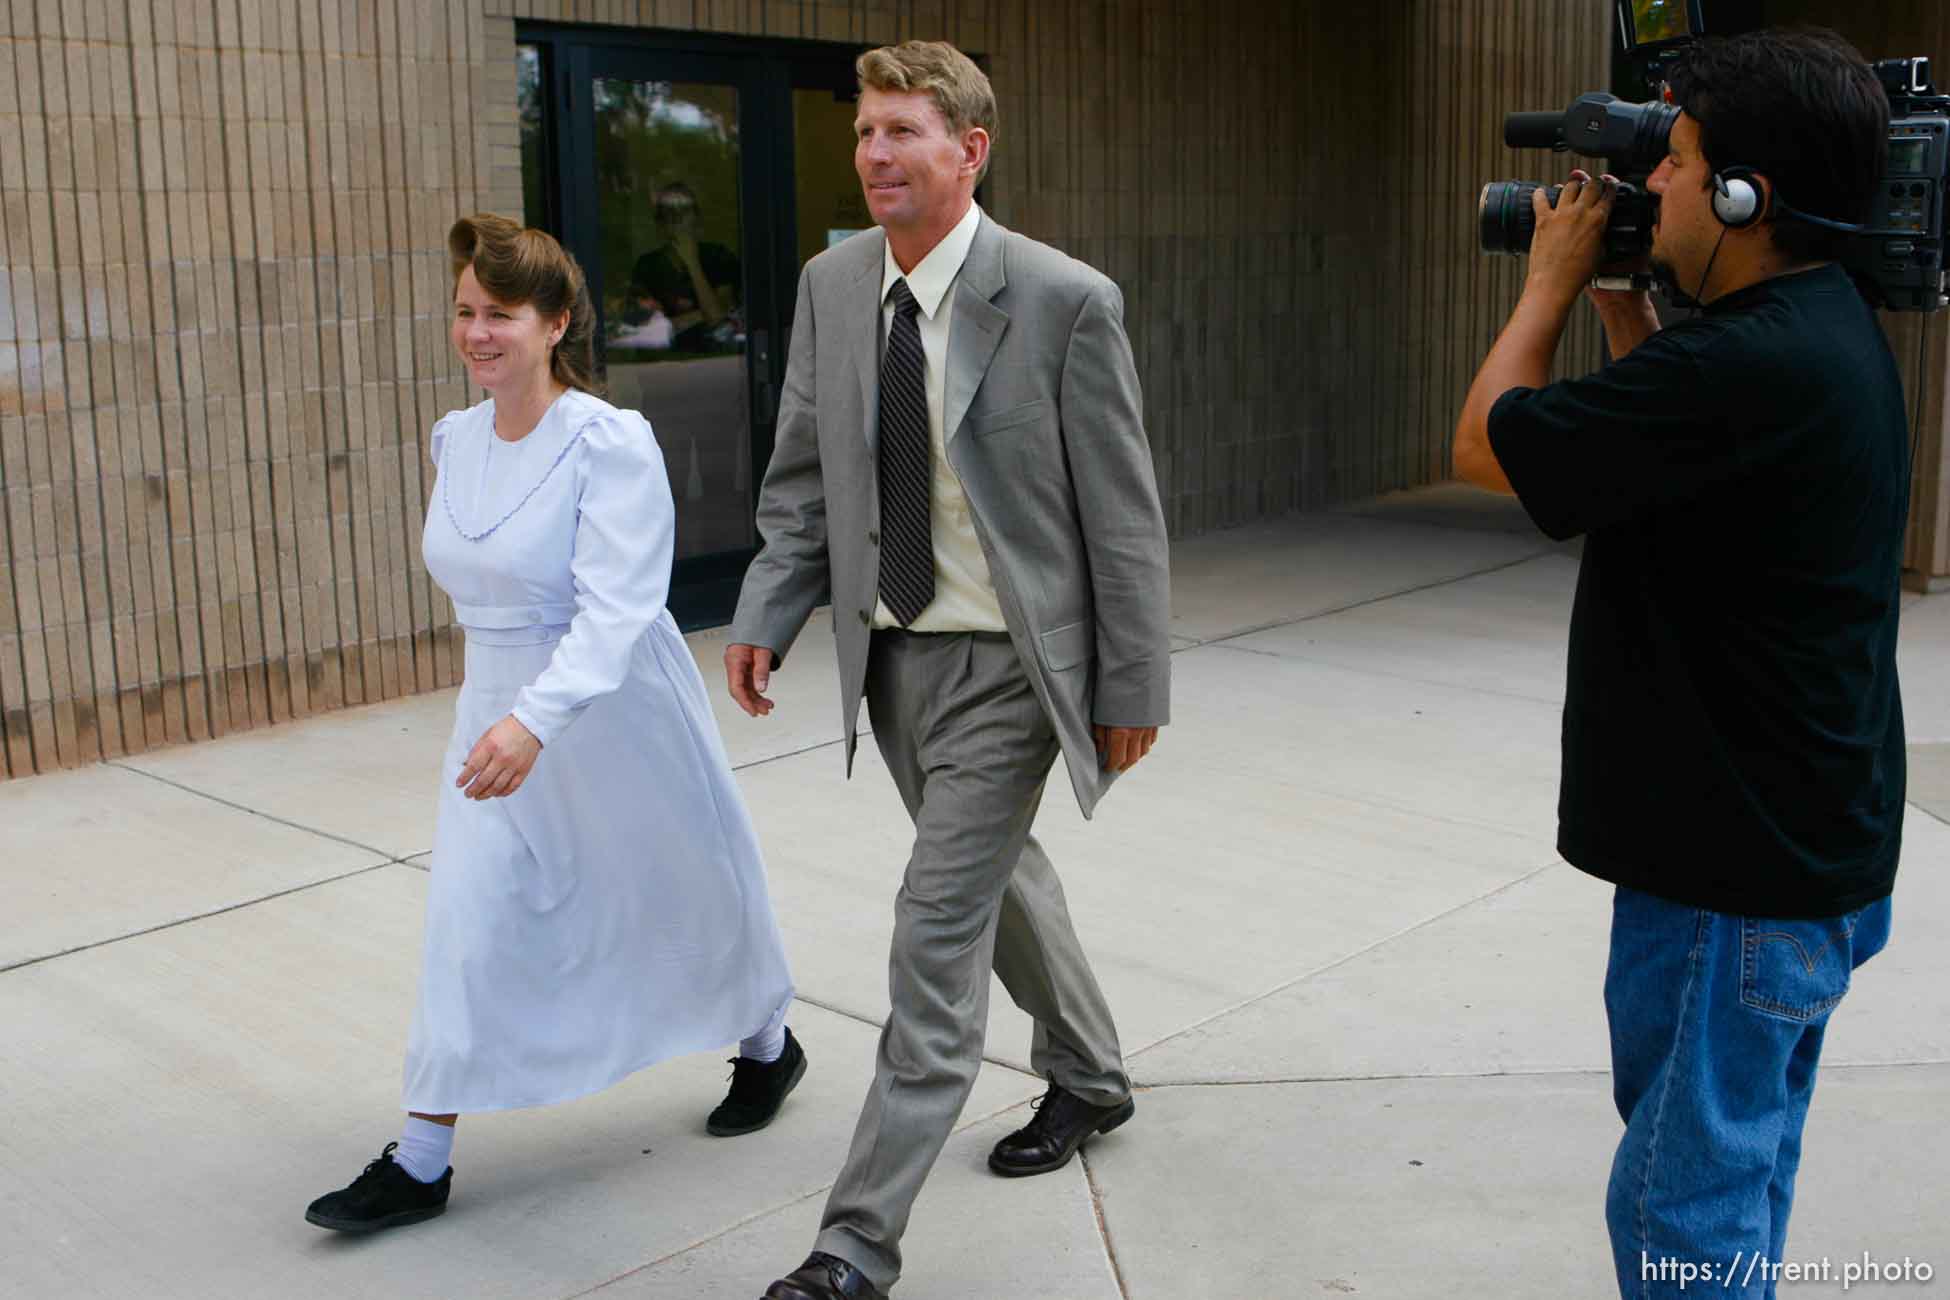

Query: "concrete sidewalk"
(2, 485), (1943, 1299)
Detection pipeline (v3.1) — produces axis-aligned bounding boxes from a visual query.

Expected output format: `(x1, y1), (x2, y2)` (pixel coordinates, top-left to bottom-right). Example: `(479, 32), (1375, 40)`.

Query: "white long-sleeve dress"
(403, 387), (793, 1115)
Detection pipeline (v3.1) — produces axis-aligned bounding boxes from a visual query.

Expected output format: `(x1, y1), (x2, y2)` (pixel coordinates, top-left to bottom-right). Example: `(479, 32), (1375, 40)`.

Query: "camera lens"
(1478, 180), (1655, 259)
(1479, 181), (1550, 254)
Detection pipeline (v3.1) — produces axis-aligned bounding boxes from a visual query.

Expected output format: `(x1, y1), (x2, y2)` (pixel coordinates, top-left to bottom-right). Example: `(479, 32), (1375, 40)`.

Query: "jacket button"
(858, 609), (870, 625)
(868, 530), (879, 545)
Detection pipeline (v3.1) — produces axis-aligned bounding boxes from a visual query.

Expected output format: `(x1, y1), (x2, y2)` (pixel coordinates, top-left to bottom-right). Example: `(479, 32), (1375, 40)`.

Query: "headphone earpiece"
(1711, 167), (1768, 228)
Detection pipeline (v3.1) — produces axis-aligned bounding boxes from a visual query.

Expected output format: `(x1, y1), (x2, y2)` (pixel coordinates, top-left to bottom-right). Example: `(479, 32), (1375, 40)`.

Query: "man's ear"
(1747, 171), (1777, 226)
(963, 126), (991, 179)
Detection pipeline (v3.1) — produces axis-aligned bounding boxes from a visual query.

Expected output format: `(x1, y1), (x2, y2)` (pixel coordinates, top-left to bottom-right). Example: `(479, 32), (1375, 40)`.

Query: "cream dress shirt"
(869, 201), (1008, 632)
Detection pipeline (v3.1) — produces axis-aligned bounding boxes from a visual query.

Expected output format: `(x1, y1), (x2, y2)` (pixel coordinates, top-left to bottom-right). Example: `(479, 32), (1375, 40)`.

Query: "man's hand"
(456, 714), (542, 800)
(1525, 170), (1618, 312)
(725, 643), (778, 717)
(1454, 169), (1620, 493)
(1094, 725), (1158, 774)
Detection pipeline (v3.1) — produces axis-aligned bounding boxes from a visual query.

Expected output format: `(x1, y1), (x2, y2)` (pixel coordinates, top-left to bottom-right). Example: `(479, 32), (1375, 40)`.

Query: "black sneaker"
(706, 1026), (807, 1136)
(304, 1141), (452, 1233)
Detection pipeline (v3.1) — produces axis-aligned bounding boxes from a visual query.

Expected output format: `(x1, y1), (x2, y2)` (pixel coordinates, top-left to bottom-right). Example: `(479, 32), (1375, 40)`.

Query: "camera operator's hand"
(1454, 169), (1622, 495)
(1525, 170), (1616, 313)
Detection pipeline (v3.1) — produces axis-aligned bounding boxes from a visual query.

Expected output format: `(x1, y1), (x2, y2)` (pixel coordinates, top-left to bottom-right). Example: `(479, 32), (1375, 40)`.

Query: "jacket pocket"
(969, 398), (1053, 437)
(1038, 619), (1094, 672)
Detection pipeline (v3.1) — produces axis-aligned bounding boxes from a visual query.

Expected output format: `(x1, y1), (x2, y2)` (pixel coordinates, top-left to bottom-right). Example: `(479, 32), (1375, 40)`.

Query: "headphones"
(1711, 165), (1866, 233)
(1710, 166), (1769, 227)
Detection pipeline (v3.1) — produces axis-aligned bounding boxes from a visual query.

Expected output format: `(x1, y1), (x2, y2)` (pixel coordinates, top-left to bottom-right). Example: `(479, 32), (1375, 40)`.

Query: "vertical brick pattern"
(32, 1), (1939, 775)
(1392, 0), (1611, 502)
(0, 0), (1606, 778)
(0, 0), (475, 778)
(479, 0), (1606, 537)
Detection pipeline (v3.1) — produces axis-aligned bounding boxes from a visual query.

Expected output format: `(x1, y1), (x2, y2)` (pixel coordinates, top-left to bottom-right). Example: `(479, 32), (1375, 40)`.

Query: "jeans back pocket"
(1739, 911), (1858, 1023)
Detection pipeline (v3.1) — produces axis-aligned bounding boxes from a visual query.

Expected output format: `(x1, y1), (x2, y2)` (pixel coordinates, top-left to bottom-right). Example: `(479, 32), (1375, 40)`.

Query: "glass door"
(791, 79), (872, 264)
(565, 48), (775, 626)
(523, 29), (866, 627)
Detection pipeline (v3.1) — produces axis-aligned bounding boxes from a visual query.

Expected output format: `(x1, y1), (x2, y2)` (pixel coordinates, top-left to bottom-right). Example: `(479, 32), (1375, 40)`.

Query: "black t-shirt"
(629, 242), (742, 354)
(630, 242), (740, 315)
(1489, 264), (1907, 918)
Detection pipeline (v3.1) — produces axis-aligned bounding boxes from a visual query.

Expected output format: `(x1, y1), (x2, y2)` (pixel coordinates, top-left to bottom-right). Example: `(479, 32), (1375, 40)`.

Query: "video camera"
(1477, 0), (1950, 312)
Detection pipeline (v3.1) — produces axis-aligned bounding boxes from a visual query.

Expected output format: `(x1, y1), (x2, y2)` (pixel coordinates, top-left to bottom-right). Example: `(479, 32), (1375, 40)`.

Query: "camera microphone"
(1504, 112), (1567, 150)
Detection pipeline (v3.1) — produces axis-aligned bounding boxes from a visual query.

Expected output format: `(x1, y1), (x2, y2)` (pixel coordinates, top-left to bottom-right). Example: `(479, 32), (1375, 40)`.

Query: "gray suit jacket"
(730, 214), (1170, 818)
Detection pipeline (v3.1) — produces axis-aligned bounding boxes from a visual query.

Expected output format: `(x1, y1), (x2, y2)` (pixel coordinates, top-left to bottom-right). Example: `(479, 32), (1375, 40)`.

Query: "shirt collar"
(881, 202), (983, 321)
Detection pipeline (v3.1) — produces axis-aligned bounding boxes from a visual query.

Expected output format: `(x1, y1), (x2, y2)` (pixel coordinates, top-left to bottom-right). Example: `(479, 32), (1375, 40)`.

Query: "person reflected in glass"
(303, 214), (804, 1236)
(629, 181), (743, 353)
(610, 282), (676, 350)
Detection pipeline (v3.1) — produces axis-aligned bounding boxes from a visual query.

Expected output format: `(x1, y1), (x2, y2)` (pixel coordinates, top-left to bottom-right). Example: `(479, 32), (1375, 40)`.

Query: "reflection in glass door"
(516, 27), (868, 627)
(592, 77), (755, 563)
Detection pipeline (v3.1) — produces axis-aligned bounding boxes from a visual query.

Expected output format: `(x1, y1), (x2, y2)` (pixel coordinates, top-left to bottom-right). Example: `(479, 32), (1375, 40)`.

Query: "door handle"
(752, 329), (777, 423)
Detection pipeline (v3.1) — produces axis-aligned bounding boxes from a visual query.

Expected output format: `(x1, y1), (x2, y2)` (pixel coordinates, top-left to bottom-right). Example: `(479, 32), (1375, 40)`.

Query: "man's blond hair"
(857, 40), (997, 182)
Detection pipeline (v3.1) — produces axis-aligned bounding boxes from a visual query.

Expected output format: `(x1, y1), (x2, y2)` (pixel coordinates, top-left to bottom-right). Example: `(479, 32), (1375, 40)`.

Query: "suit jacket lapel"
(849, 230), (887, 453)
(944, 215), (1009, 446)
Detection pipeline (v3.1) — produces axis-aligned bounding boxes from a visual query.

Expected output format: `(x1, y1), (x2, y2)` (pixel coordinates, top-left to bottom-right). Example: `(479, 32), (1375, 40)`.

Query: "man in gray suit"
(726, 40), (1170, 1300)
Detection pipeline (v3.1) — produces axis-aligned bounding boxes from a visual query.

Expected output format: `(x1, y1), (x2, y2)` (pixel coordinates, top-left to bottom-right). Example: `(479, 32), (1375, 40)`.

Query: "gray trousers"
(815, 630), (1130, 1289)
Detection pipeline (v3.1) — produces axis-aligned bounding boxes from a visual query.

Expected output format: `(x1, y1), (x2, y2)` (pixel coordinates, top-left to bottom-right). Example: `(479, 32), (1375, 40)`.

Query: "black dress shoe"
(988, 1077), (1135, 1177)
(304, 1142), (451, 1233)
(762, 1250), (887, 1299)
(708, 1026), (807, 1136)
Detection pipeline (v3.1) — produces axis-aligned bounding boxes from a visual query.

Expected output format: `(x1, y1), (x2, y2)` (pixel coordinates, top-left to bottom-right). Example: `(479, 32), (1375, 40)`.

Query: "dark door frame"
(516, 22), (865, 629)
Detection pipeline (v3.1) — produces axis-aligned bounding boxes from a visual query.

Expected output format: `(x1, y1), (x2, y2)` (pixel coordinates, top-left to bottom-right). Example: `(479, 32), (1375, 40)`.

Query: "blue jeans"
(1604, 885), (1892, 1299)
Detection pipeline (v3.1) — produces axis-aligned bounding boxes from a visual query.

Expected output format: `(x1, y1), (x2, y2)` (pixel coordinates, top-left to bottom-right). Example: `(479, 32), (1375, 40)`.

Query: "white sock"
(738, 1022), (786, 1064)
(394, 1116), (455, 1183)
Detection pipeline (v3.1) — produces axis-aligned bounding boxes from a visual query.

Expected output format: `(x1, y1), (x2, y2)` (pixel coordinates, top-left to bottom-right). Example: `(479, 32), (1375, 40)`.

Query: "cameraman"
(1451, 28), (1906, 1297)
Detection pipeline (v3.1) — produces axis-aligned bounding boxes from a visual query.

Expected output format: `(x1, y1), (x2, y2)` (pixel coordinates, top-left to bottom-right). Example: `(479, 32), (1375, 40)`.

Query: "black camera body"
(1844, 61), (1950, 311)
(1478, 92), (1674, 262)
(1478, 1), (1950, 313)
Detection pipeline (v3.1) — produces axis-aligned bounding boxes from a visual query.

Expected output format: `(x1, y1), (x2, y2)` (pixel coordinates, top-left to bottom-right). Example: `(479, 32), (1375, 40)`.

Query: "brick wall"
(1, 1), (482, 776)
(0, 1), (1627, 776)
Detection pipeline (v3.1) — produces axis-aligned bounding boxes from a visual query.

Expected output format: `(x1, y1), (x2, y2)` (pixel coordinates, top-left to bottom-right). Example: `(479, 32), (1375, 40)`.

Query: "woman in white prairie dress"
(305, 215), (805, 1234)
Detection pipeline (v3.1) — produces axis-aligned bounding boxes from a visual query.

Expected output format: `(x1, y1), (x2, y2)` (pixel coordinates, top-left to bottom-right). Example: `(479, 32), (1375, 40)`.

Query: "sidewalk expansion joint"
(1328, 509), (1565, 541)
(729, 733), (859, 774)
(0, 855), (413, 976)
(108, 760), (398, 859)
(1202, 638), (1566, 709)
(1907, 798), (1950, 832)
(1126, 860), (1562, 1066)
(1136, 1066), (1612, 1088)
(560, 1182), (832, 1299)
(789, 992), (1048, 1079)
(1252, 785), (1554, 847)
(709, 547), (1556, 777)
(1133, 1058), (1950, 1089)
(558, 1091), (1050, 1298)
(1169, 548), (1559, 652)
(1079, 1145), (1132, 1299)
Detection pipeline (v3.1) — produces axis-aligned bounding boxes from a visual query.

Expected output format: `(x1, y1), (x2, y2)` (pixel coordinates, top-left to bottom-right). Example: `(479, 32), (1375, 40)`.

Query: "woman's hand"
(456, 714), (543, 800)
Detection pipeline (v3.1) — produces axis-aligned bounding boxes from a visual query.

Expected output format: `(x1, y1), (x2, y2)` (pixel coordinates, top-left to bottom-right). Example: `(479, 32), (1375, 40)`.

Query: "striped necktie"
(876, 278), (934, 626)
